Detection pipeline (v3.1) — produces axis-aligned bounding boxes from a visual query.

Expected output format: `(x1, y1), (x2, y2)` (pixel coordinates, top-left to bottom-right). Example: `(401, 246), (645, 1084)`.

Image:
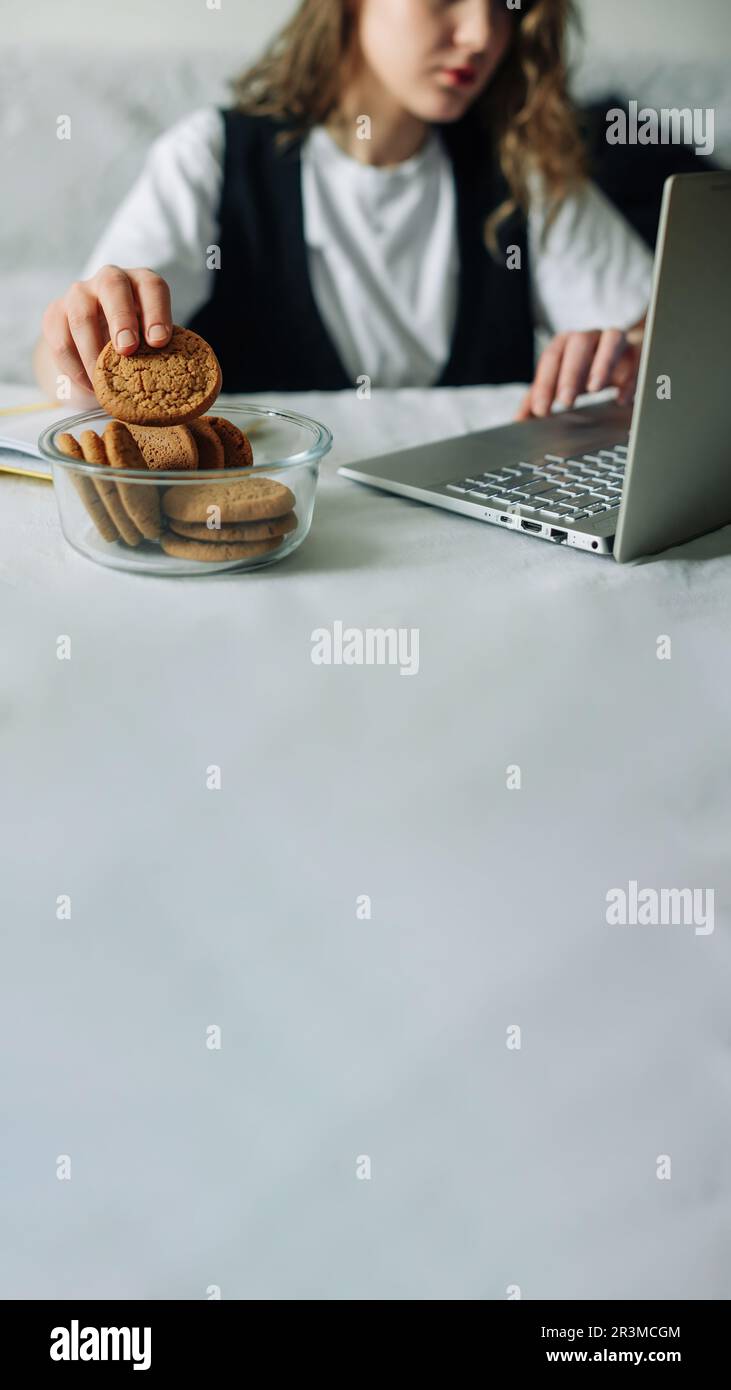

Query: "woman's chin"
(414, 84), (479, 124)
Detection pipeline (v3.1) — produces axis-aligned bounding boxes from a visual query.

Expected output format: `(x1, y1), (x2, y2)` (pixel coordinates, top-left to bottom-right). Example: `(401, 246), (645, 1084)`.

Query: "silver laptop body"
(338, 172), (731, 562)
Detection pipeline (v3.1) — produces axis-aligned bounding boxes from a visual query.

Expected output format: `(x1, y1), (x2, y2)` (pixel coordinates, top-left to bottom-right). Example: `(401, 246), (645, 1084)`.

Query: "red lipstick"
(440, 66), (478, 88)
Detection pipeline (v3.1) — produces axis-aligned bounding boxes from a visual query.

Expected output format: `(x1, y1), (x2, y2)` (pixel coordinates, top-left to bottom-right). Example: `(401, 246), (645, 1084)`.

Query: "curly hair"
(230, 0), (587, 247)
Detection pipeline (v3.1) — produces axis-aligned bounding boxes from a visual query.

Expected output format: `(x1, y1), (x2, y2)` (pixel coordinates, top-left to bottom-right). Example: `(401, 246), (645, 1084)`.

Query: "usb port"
(521, 520), (542, 533)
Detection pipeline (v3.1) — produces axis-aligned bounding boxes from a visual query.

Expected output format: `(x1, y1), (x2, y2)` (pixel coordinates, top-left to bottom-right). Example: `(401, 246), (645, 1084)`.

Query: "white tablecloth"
(2, 381), (730, 1300)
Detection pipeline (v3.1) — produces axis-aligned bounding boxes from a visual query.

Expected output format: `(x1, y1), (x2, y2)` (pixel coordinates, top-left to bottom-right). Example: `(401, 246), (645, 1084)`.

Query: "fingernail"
(587, 377), (600, 392)
(116, 329), (136, 351)
(560, 391), (574, 407)
(147, 324), (169, 344)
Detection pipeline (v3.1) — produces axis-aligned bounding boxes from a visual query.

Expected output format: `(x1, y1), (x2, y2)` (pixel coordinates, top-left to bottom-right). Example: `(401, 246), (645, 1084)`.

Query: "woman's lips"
(439, 66), (478, 88)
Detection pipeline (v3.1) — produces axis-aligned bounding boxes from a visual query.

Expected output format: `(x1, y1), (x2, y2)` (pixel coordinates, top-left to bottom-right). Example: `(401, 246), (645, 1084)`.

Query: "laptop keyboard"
(446, 444), (628, 521)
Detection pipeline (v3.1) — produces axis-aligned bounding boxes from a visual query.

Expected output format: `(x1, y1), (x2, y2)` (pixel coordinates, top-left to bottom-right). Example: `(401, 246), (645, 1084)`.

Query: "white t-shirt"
(80, 106), (654, 389)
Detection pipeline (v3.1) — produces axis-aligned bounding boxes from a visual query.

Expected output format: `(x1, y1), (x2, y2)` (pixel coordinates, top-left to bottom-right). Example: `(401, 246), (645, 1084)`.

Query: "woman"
(34, 0), (652, 417)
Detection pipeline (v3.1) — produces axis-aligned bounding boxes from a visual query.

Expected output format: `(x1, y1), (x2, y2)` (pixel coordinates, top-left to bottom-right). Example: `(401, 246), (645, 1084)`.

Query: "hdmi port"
(521, 520), (542, 533)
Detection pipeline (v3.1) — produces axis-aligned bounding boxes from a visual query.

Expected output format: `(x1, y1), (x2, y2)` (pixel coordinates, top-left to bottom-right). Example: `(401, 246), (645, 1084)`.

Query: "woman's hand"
(516, 320), (646, 421)
(39, 265), (173, 398)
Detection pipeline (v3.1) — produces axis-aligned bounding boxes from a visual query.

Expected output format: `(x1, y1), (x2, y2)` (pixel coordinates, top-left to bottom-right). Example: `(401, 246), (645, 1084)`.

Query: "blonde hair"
(231, 0), (587, 245)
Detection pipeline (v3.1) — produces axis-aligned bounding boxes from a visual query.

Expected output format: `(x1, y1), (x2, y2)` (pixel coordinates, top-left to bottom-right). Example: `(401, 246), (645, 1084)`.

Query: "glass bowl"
(38, 404), (333, 576)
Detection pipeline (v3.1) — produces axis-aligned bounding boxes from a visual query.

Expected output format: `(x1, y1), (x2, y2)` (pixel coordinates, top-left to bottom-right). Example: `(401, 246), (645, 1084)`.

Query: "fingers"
(526, 335), (567, 417)
(41, 265), (175, 403)
(93, 265), (173, 353)
(612, 344), (641, 406)
(586, 328), (626, 393)
(64, 281), (110, 387)
(521, 329), (634, 419)
(127, 268), (173, 348)
(92, 264), (142, 357)
(41, 296), (96, 394)
(514, 389), (534, 421)
(555, 333), (599, 409)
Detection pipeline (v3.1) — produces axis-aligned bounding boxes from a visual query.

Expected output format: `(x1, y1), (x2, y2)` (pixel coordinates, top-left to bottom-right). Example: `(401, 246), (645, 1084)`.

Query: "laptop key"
(482, 469), (532, 485)
(522, 480), (556, 496)
(565, 493), (602, 509)
(446, 484), (469, 494)
(500, 479), (537, 493)
(546, 475), (580, 488)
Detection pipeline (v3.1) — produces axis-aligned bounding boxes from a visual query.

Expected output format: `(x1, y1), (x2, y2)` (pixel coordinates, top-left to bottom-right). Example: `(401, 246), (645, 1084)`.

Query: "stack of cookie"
(55, 326), (296, 562)
(161, 477), (297, 563)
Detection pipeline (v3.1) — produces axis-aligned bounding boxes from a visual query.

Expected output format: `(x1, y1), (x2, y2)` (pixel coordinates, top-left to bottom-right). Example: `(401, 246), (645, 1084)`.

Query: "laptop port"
(521, 520), (542, 533)
(550, 528), (568, 543)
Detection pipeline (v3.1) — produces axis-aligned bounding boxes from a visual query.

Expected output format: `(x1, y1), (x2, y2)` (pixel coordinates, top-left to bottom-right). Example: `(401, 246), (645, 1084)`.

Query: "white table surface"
(1, 380), (730, 1300)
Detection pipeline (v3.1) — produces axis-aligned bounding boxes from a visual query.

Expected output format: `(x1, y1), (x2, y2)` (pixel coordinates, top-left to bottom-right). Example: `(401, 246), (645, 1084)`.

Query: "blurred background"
(1, 0), (730, 385)
(6, 0), (731, 59)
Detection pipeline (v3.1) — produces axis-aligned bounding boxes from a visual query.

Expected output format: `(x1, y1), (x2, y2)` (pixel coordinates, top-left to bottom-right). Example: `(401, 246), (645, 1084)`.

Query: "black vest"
(188, 108), (535, 392)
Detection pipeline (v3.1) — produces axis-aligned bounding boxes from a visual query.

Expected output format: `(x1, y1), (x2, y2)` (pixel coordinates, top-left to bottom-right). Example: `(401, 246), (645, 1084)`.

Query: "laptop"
(338, 172), (731, 562)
